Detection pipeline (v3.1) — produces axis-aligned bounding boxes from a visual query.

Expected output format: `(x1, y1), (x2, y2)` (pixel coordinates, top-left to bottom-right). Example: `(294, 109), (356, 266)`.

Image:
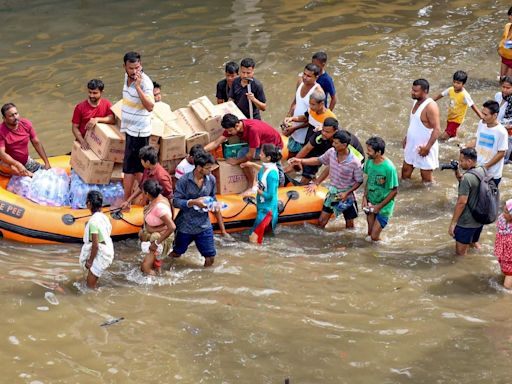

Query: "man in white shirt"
(466, 100), (508, 187)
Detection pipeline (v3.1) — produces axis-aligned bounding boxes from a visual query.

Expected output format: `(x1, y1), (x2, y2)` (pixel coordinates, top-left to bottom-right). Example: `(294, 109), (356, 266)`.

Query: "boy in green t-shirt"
(362, 137), (399, 241)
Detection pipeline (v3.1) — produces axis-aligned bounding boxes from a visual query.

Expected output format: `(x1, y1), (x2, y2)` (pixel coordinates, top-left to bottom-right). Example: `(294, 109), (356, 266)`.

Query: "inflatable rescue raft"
(0, 156), (326, 244)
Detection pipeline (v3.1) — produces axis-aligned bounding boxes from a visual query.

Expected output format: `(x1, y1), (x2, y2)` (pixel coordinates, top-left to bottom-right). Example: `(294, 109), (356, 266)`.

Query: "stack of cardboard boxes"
(74, 95), (250, 194)
(70, 123), (125, 184)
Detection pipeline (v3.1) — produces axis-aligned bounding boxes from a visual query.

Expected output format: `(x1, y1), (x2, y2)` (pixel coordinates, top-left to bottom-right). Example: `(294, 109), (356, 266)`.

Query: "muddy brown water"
(1, 1), (512, 383)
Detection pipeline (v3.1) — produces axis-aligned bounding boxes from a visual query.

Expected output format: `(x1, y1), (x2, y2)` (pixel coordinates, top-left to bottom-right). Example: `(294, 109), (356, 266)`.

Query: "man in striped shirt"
(121, 51), (155, 201)
(289, 130), (363, 229)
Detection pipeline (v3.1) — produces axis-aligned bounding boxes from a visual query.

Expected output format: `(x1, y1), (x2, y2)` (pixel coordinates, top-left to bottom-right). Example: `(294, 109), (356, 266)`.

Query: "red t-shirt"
(71, 98), (113, 137)
(223, 119), (283, 149)
(140, 163), (173, 199)
(0, 118), (37, 164)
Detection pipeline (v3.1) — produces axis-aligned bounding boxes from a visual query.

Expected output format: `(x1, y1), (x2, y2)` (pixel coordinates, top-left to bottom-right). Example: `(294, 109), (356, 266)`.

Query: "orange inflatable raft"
(0, 155), (327, 244)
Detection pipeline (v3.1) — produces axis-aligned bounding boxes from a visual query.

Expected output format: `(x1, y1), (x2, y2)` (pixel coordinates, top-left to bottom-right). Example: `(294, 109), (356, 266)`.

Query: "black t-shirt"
(228, 77), (266, 120)
(216, 79), (230, 102)
(307, 130), (365, 162)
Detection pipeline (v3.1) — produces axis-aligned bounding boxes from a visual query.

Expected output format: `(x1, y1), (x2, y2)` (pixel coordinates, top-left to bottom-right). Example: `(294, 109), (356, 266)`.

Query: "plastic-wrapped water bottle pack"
(69, 170), (124, 209)
(26, 168), (70, 206)
(7, 169), (124, 209)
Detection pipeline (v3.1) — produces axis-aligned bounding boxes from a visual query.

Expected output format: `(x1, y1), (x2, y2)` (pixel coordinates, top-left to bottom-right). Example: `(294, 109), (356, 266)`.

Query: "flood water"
(2, 0), (512, 382)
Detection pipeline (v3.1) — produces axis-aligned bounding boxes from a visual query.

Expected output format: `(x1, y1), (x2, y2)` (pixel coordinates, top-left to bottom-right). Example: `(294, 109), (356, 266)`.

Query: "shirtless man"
(402, 79), (440, 183)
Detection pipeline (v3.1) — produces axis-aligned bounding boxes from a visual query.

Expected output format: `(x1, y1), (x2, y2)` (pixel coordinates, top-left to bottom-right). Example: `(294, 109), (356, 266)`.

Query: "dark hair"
(240, 58), (255, 68)
(508, 6), (512, 16)
(312, 51), (327, 64)
(413, 78), (430, 92)
(139, 145), (159, 165)
(304, 63), (320, 77)
(194, 152), (215, 168)
(86, 190), (103, 212)
(225, 61), (239, 74)
(221, 113), (240, 128)
(323, 117), (339, 130)
(87, 79), (105, 91)
(332, 130), (351, 144)
(483, 100), (500, 115)
(152, 81), (161, 89)
(453, 70), (468, 84)
(366, 136), (386, 155)
(1, 103), (16, 117)
(460, 147), (477, 161)
(189, 144), (205, 157)
(123, 51), (141, 64)
(261, 143), (282, 163)
(142, 179), (163, 198)
(501, 76), (512, 86)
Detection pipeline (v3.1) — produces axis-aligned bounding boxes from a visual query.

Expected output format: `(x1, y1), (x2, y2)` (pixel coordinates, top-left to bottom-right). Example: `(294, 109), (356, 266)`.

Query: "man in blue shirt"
(171, 152), (227, 267)
(312, 51), (337, 111)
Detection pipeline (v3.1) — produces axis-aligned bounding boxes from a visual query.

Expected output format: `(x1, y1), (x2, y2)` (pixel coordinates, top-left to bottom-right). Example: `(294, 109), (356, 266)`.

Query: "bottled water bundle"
(69, 170), (124, 209)
(26, 168), (70, 206)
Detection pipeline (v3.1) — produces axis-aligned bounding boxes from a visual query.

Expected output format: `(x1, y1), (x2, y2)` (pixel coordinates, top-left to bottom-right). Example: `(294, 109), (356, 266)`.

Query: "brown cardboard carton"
(214, 161), (248, 195)
(152, 102), (177, 123)
(160, 134), (186, 161)
(161, 158), (184, 175)
(70, 141), (114, 185)
(213, 100), (247, 120)
(110, 163), (124, 181)
(111, 100), (123, 121)
(85, 123), (125, 162)
(206, 101), (248, 141)
(189, 96), (217, 122)
(186, 132), (210, 153)
(213, 161), (248, 195)
(175, 107), (204, 137)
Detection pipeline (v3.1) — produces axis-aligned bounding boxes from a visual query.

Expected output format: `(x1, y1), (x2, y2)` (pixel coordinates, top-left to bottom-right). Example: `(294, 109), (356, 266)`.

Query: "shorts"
(454, 225), (483, 245)
(322, 199), (358, 221)
(444, 121), (461, 138)
(0, 157), (42, 175)
(364, 210), (389, 229)
(287, 137), (304, 153)
(502, 56), (512, 68)
(123, 135), (149, 174)
(172, 227), (216, 258)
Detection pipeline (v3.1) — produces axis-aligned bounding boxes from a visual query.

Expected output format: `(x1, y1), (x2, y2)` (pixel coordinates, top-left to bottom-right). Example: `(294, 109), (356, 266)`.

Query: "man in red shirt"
(0, 103), (51, 176)
(205, 113), (284, 193)
(121, 145), (173, 211)
(71, 79), (115, 150)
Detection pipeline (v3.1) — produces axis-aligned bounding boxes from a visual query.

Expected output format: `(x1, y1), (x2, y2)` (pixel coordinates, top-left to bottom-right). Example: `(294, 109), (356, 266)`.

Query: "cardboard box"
(213, 100), (247, 120)
(213, 161), (248, 195)
(175, 107), (204, 137)
(85, 123), (125, 162)
(110, 163), (124, 181)
(206, 101), (248, 141)
(159, 134), (186, 161)
(111, 100), (123, 121)
(186, 132), (210, 153)
(70, 141), (114, 185)
(189, 96), (217, 122)
(153, 102), (176, 123)
(161, 158), (184, 175)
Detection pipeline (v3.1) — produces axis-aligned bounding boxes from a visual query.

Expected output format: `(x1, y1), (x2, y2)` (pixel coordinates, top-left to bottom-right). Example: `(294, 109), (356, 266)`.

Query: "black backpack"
(466, 167), (500, 225)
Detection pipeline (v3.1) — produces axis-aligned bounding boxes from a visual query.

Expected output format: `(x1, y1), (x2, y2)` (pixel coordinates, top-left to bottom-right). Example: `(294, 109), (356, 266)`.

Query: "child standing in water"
(433, 70), (482, 140)
(495, 199), (512, 289)
(79, 191), (114, 289)
(241, 144), (281, 244)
